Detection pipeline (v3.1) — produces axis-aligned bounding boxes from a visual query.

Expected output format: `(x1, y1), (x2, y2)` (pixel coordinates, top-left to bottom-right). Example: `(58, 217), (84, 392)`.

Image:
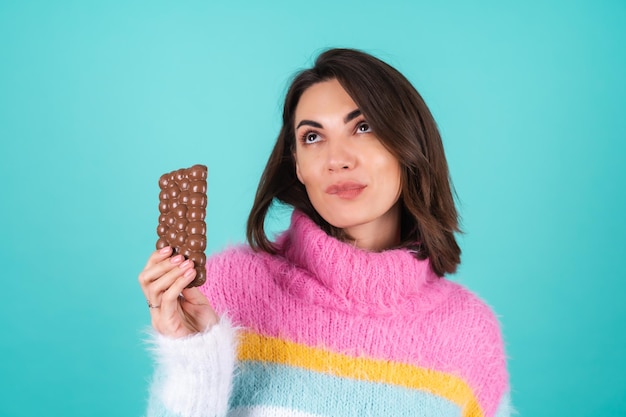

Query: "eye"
(356, 121), (372, 133)
(301, 131), (321, 144)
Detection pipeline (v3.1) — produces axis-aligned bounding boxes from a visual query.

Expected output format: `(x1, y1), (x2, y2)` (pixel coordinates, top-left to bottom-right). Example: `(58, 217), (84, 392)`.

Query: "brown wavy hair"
(246, 48), (461, 276)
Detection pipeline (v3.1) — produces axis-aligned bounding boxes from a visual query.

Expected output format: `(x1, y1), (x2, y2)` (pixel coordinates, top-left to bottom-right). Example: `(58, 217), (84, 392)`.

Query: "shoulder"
(198, 245), (284, 313)
(423, 278), (508, 373)
(428, 280), (510, 415)
(203, 244), (279, 284)
(435, 279), (504, 332)
(205, 244), (260, 272)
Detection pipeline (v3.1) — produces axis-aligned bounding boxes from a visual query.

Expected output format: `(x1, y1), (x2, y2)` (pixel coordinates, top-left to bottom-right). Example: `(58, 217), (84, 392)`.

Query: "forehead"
(295, 79), (357, 121)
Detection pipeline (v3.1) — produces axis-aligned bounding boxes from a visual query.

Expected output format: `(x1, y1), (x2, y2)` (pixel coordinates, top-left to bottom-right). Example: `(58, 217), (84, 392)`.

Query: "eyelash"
(300, 131), (321, 144)
(356, 121), (372, 133)
(298, 120), (372, 144)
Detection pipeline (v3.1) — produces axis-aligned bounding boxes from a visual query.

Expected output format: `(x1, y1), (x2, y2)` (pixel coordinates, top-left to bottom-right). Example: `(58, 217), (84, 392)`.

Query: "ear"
(294, 153), (304, 184)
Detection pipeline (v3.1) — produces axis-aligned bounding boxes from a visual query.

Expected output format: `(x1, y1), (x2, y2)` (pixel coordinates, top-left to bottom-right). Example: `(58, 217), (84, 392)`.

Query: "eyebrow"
(344, 109), (362, 124)
(296, 109), (362, 130)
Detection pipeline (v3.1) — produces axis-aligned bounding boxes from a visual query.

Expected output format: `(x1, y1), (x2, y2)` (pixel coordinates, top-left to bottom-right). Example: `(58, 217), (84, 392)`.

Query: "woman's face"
(293, 79), (402, 251)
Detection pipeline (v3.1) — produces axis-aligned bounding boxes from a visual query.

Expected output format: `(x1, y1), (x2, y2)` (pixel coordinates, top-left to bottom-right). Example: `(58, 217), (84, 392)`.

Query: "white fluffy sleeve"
(146, 318), (238, 417)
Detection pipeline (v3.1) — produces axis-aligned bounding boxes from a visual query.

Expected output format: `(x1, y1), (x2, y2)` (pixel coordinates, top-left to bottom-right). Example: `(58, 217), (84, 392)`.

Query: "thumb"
(181, 287), (210, 305)
(181, 287), (219, 332)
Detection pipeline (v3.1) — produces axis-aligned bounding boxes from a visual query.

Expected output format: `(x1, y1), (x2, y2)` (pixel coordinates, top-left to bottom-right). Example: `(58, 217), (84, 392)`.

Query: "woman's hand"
(138, 246), (218, 338)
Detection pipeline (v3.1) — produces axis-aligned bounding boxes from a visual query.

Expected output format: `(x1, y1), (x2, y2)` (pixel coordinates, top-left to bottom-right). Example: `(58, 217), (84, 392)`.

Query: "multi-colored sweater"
(147, 211), (511, 417)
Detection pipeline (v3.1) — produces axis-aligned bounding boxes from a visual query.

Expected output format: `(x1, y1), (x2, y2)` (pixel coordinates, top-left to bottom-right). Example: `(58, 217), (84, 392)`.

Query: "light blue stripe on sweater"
(228, 406), (322, 417)
(230, 361), (461, 417)
(494, 391), (512, 417)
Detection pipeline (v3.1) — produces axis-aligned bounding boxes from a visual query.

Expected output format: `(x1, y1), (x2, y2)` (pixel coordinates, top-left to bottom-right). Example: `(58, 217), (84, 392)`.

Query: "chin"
(319, 210), (369, 230)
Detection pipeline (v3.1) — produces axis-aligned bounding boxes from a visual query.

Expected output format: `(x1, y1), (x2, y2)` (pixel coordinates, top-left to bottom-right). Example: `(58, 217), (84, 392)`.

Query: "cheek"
(391, 160), (402, 186)
(295, 158), (309, 185)
(294, 149), (311, 185)
(294, 153), (320, 185)
(375, 154), (402, 182)
(376, 157), (403, 201)
(295, 158), (303, 183)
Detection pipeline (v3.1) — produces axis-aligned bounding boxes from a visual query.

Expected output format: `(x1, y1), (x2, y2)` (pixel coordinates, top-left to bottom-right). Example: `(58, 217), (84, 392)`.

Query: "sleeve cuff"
(147, 317), (237, 417)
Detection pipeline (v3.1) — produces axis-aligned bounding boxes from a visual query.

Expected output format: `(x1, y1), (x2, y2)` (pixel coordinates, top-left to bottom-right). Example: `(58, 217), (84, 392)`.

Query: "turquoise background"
(1, 1), (624, 416)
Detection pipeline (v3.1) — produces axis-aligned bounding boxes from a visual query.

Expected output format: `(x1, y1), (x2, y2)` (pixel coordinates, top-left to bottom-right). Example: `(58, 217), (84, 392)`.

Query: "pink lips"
(325, 182), (367, 199)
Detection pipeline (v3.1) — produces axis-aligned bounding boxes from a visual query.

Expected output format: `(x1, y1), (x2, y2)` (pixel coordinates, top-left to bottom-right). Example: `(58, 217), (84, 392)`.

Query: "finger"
(144, 259), (194, 305)
(144, 259), (193, 331)
(143, 246), (173, 271)
(160, 266), (197, 318)
(138, 253), (184, 289)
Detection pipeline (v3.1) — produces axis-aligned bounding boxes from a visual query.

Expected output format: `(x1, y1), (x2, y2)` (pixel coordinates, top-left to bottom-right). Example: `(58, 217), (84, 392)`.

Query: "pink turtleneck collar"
(272, 211), (450, 316)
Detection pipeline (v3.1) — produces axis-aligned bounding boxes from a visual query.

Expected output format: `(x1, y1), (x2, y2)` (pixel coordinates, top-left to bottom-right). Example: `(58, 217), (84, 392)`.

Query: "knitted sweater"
(147, 211), (511, 417)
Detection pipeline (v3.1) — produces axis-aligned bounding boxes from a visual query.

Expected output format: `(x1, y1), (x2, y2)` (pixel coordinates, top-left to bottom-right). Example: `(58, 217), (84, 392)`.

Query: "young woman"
(139, 48), (511, 417)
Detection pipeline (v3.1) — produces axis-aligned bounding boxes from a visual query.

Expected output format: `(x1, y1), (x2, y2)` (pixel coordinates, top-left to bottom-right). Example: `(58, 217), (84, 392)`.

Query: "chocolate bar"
(156, 164), (207, 287)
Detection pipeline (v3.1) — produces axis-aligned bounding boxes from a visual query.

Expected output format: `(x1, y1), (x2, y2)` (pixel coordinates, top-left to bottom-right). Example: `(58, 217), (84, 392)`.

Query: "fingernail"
(170, 255), (183, 264)
(180, 259), (192, 269)
(184, 268), (196, 279)
(159, 246), (171, 254)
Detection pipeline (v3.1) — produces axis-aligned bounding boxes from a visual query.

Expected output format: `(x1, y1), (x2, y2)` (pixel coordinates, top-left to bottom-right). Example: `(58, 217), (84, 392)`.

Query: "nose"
(325, 137), (355, 172)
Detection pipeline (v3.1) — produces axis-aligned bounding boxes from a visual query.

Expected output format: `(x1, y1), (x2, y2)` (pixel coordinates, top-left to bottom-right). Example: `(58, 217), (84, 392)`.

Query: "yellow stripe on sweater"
(238, 331), (484, 417)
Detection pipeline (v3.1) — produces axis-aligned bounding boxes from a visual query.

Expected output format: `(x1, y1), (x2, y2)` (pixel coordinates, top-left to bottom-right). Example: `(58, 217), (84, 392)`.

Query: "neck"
(274, 210), (444, 315)
(343, 203), (401, 252)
